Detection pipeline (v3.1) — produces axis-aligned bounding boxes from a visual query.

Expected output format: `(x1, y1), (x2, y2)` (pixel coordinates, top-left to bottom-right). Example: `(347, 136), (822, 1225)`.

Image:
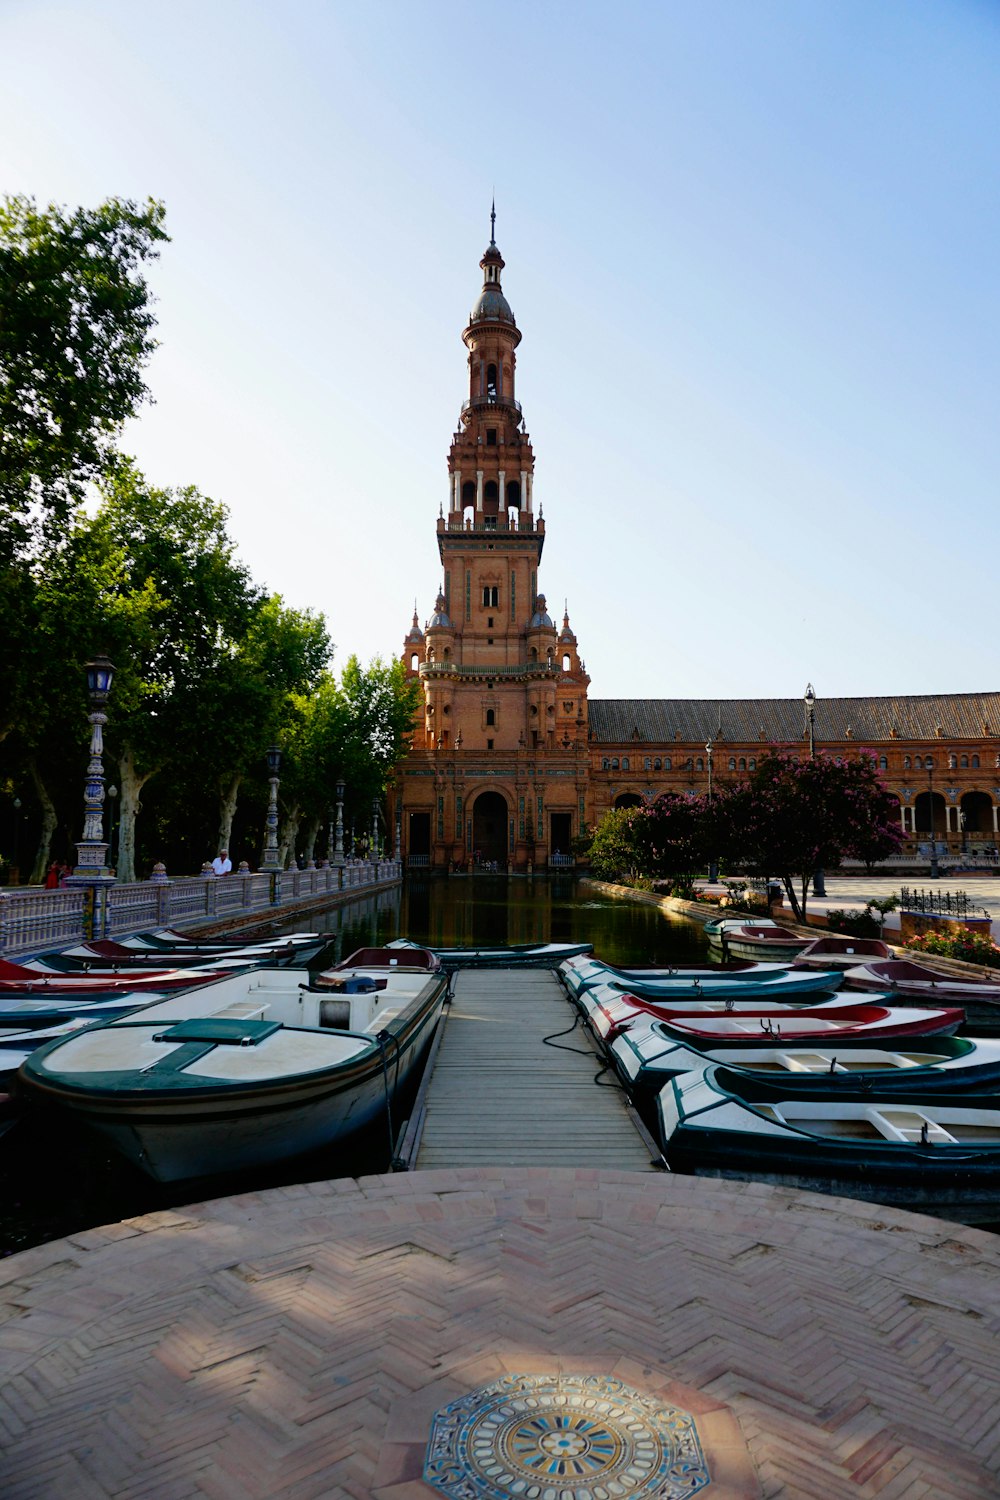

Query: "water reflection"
(275, 875), (708, 968)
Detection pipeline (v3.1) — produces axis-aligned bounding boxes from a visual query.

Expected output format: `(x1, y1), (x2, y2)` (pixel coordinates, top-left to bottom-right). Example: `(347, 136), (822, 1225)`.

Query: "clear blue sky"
(5, 0), (999, 701)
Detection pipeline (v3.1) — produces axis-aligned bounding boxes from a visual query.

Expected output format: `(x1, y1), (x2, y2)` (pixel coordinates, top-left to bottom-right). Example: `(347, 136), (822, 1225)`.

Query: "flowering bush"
(905, 928), (1000, 968)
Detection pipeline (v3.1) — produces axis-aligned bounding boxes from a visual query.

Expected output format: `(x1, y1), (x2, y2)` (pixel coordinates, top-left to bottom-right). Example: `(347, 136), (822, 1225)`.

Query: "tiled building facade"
(396, 226), (1000, 871)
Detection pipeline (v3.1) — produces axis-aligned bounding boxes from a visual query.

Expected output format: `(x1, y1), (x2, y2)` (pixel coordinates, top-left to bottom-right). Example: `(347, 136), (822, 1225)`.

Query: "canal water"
(0, 877), (702, 1256)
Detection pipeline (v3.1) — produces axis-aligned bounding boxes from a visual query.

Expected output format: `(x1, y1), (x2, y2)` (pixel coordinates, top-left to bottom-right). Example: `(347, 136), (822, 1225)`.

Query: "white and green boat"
(19, 959), (447, 1183)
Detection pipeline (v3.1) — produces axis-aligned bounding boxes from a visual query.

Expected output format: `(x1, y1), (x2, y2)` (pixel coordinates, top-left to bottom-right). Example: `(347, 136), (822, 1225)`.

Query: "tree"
(629, 791), (707, 885)
(587, 806), (644, 883)
(715, 750), (903, 922)
(0, 195), (168, 561)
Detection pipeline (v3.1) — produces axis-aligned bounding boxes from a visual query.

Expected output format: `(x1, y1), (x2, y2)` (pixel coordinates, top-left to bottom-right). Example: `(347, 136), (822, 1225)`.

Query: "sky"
(4, 0), (999, 703)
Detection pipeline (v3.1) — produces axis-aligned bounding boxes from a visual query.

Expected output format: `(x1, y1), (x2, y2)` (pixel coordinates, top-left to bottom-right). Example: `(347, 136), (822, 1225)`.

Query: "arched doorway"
(614, 793), (642, 810)
(915, 790), (945, 835)
(472, 791), (508, 867)
(961, 790), (993, 847)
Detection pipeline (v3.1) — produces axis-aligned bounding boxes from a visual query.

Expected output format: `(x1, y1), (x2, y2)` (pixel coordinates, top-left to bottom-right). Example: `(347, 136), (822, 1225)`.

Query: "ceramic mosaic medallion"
(423, 1372), (711, 1499)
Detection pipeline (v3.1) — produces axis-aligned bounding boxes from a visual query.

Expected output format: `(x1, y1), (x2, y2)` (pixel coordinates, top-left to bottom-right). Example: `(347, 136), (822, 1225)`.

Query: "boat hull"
(19, 973), (446, 1183)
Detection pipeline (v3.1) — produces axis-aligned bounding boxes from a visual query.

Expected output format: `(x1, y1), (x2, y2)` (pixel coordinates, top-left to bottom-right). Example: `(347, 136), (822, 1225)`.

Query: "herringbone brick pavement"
(1, 1170), (999, 1498)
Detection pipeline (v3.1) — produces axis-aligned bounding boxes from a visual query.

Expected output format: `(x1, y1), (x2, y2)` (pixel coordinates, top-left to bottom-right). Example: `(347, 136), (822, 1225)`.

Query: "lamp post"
(333, 778), (345, 866)
(72, 656), (115, 880)
(395, 802), (402, 863)
(927, 761), (939, 878)
(706, 740), (718, 883)
(261, 745), (282, 871)
(107, 785), (119, 874)
(804, 683), (827, 898)
(371, 796), (380, 862)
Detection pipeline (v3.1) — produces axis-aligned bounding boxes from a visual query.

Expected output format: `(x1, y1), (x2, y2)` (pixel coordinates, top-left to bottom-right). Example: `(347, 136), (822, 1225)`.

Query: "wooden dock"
(412, 968), (657, 1170)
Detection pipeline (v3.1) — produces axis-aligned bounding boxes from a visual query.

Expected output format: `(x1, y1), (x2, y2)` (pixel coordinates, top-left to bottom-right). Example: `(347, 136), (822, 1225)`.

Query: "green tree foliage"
(0, 195), (168, 560)
(587, 806), (644, 883)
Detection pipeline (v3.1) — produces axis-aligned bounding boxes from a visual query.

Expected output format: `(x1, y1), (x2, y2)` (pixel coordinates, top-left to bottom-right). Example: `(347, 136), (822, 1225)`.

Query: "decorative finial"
(490, 195), (496, 244)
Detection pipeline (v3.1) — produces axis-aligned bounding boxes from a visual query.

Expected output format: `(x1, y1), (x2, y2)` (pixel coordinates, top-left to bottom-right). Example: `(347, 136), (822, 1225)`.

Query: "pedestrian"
(58, 862), (71, 886)
(211, 849), (232, 876)
(44, 861), (60, 889)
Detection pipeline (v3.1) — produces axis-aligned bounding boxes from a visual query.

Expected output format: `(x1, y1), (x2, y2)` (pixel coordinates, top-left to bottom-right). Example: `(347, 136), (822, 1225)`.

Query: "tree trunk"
(27, 760), (58, 884)
(116, 746), (158, 883)
(217, 772), (241, 854)
(278, 805), (301, 870)
(302, 815), (322, 864)
(782, 875), (803, 924)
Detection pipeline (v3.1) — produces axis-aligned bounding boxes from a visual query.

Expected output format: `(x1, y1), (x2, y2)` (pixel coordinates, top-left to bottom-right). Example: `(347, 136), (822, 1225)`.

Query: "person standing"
(211, 849), (232, 876)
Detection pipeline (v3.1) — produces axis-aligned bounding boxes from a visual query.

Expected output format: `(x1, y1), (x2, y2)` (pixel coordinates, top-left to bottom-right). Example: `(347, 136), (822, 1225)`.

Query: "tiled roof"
(587, 693), (1000, 746)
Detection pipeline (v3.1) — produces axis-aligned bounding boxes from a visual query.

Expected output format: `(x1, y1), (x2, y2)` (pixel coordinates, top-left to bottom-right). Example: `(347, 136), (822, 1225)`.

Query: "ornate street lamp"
(706, 740), (718, 883)
(804, 683), (826, 898)
(395, 802), (402, 862)
(371, 796), (380, 861)
(261, 744), (282, 871)
(927, 760), (939, 878)
(333, 778), (346, 866)
(73, 656), (115, 879)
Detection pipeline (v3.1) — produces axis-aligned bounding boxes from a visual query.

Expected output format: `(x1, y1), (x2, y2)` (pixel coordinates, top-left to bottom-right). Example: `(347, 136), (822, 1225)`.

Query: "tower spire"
(490, 195), (496, 246)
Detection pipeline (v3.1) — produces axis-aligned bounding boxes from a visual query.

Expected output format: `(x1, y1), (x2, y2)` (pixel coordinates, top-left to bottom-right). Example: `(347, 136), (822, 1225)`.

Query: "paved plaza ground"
(2, 1169), (1000, 1499)
(707, 872), (1000, 940)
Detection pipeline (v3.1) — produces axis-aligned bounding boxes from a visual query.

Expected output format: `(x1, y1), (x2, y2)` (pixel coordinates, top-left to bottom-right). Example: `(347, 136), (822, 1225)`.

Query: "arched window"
(562, 654), (571, 671)
(482, 585), (499, 608)
(961, 754), (969, 768)
(748, 758), (756, 770)
(739, 758), (746, 771)
(611, 757), (619, 770)
(972, 755), (980, 768)
(486, 363), (498, 399)
(602, 757), (610, 771)
(696, 757), (703, 771)
(914, 756), (922, 769)
(622, 757), (630, 771)
(485, 708), (495, 726)
(506, 480), (521, 508)
(461, 480), (476, 508)
(878, 755), (888, 770)
(903, 756), (911, 769)
(644, 757), (651, 771)
(484, 480), (499, 508)
(410, 653), (419, 671)
(925, 755), (934, 768)
(653, 757), (661, 770)
(442, 647), (450, 660)
(728, 757), (736, 770)
(949, 754), (957, 769)
(663, 756), (672, 770)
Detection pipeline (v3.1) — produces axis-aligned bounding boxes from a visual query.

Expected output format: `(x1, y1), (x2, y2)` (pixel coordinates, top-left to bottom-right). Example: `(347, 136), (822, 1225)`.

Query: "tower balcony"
(419, 660), (560, 681)
(442, 514), (542, 534)
(460, 393), (522, 424)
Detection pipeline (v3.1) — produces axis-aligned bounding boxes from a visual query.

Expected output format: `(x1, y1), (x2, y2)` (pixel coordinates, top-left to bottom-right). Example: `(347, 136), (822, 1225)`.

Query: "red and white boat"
(794, 936), (893, 969)
(575, 981), (963, 1044)
(843, 958), (1000, 1007)
(0, 957), (225, 995)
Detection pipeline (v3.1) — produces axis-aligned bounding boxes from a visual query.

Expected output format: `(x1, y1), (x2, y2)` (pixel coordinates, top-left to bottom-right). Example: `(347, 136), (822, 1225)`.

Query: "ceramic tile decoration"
(424, 1372), (711, 1499)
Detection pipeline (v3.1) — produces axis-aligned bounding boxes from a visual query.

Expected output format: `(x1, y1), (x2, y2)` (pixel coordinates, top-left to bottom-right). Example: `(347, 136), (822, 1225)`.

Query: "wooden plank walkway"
(414, 968), (656, 1170)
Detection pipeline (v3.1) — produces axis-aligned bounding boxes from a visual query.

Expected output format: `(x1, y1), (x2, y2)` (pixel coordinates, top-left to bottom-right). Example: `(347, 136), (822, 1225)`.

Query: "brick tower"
(398, 211), (590, 871)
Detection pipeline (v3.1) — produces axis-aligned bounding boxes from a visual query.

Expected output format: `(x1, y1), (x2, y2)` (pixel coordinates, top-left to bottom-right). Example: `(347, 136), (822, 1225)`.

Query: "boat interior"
(748, 1100), (1000, 1143)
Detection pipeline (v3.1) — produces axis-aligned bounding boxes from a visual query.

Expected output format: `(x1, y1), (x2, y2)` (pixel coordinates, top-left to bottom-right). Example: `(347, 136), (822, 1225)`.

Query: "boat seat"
(867, 1108), (957, 1144)
(754, 1103), (787, 1124)
(210, 999), (269, 1021)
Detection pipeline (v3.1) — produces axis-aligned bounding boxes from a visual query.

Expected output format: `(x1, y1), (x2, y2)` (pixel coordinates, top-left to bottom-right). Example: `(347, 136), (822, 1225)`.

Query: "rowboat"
(611, 1025), (1000, 1095)
(558, 954), (789, 998)
(121, 927), (321, 952)
(558, 955), (839, 1001)
(56, 937), (313, 969)
(793, 936), (893, 969)
(19, 955), (447, 1183)
(655, 1064), (1000, 1222)
(387, 938), (593, 971)
(706, 924), (812, 962)
(843, 959), (1000, 1007)
(574, 982), (963, 1044)
(0, 958), (227, 994)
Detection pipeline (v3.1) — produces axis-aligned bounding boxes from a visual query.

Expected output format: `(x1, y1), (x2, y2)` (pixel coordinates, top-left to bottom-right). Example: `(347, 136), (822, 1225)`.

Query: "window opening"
(486, 709), (495, 726)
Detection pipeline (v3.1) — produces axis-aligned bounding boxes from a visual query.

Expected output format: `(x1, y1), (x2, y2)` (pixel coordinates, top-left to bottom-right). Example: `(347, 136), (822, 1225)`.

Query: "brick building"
(396, 223), (1000, 871)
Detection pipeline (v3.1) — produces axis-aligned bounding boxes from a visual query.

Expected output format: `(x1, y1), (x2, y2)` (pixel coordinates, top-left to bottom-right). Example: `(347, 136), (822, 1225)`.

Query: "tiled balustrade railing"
(0, 861), (401, 958)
